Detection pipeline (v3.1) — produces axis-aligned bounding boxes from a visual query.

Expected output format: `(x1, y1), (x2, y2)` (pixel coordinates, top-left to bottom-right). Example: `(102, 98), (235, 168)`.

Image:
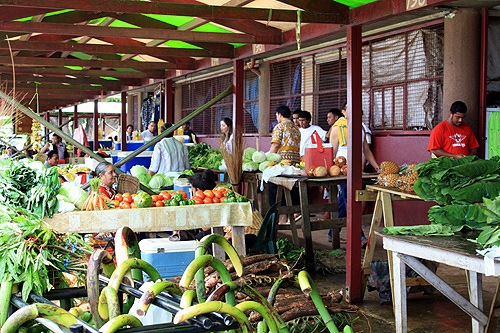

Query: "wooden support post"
(121, 92), (127, 151)
(93, 99), (99, 151)
(346, 25), (363, 302)
(298, 181), (314, 270)
(212, 227), (226, 261)
(44, 112), (49, 138)
(233, 59), (244, 129)
(166, 79), (174, 124)
(284, 188), (299, 246)
(73, 105), (78, 155)
(58, 109), (62, 127)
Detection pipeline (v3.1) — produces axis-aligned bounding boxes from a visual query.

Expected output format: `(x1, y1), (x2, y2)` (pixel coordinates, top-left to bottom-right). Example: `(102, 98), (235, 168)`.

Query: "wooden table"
(359, 184), (422, 298)
(377, 232), (500, 333)
(44, 203), (253, 257)
(269, 174), (376, 270)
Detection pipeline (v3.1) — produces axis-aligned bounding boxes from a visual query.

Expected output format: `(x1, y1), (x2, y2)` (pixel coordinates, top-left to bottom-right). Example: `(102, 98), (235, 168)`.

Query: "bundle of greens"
(188, 142), (223, 169)
(383, 224), (458, 236)
(428, 204), (490, 230)
(476, 196), (500, 248)
(27, 166), (61, 218)
(0, 203), (92, 301)
(413, 156), (500, 205)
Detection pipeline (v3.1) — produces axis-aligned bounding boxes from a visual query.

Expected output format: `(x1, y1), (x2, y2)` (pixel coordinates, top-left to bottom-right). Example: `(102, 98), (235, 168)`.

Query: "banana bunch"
(280, 159), (292, 166)
(57, 167), (75, 181)
(31, 121), (42, 152)
(70, 166), (92, 174)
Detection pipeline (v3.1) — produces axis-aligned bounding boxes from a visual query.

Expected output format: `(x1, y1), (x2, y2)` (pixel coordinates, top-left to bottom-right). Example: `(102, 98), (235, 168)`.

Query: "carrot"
(98, 197), (105, 210)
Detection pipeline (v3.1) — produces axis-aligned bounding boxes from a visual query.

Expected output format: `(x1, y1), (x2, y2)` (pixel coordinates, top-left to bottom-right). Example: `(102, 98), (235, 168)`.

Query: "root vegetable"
(329, 165), (341, 176)
(341, 165), (348, 175)
(313, 166), (328, 177)
(307, 167), (316, 177)
(82, 178), (112, 211)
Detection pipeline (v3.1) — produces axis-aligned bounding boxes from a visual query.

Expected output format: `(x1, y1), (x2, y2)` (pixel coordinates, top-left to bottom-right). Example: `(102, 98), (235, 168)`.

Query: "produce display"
(30, 121), (42, 152)
(376, 161), (418, 192)
(187, 142), (223, 169)
(241, 147), (283, 172)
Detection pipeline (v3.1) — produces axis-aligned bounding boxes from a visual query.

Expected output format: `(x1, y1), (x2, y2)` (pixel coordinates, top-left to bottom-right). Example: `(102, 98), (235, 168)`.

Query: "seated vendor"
(94, 161), (117, 199)
(44, 150), (59, 168)
(174, 169), (261, 250)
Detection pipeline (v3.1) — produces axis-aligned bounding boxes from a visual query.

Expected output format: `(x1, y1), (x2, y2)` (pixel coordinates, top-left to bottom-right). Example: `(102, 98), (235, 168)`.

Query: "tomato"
(155, 200), (165, 207)
(123, 195), (133, 204)
(204, 190), (215, 199)
(178, 190), (188, 199)
(123, 192), (131, 198)
(203, 197), (213, 204)
(115, 194), (123, 202)
(212, 189), (223, 198)
(220, 197), (226, 203)
(121, 202), (131, 209)
(130, 202), (137, 209)
(112, 200), (120, 207)
(195, 190), (205, 199)
(194, 197), (204, 205)
(151, 195), (159, 202)
(212, 197), (220, 203)
(162, 192), (172, 200)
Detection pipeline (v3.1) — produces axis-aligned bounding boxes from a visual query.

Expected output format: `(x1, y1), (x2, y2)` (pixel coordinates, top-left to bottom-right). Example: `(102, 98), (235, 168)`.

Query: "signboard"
(253, 44), (265, 55)
(211, 58), (220, 67)
(406, 0), (427, 11)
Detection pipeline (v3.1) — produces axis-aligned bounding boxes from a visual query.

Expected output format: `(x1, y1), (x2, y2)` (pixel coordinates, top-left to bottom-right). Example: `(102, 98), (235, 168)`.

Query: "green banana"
(180, 290), (196, 309)
(69, 307), (83, 318)
(343, 325), (354, 333)
(81, 311), (93, 323)
(36, 303), (78, 328)
(1, 304), (38, 333)
(257, 321), (268, 333)
(108, 258), (161, 292)
(195, 234), (243, 303)
(99, 314), (143, 333)
(236, 301), (279, 333)
(180, 254), (236, 305)
(135, 281), (182, 317)
(87, 249), (116, 329)
(297, 271), (340, 333)
(0, 278), (13, 327)
(173, 301), (252, 333)
(98, 286), (121, 321)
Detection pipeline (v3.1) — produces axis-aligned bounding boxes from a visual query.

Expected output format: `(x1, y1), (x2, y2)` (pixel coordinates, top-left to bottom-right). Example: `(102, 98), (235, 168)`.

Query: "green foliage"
(276, 237), (304, 265)
(188, 143), (223, 169)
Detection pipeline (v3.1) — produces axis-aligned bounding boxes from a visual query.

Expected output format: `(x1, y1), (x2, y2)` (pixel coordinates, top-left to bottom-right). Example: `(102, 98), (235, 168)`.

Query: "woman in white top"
(220, 117), (233, 153)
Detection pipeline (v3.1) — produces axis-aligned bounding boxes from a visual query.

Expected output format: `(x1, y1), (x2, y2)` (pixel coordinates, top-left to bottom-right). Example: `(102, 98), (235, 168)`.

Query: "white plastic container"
(173, 178), (192, 199)
(139, 238), (197, 280)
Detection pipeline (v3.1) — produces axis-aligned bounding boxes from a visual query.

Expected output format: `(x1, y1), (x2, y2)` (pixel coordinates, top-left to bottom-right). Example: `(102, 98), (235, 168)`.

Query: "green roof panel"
(163, 40), (202, 49)
(143, 14), (194, 27)
(192, 23), (232, 34)
(109, 20), (140, 28)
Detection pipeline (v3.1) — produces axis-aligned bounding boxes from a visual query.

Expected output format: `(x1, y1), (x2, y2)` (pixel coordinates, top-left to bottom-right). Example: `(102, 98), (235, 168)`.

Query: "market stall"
(44, 202), (252, 256)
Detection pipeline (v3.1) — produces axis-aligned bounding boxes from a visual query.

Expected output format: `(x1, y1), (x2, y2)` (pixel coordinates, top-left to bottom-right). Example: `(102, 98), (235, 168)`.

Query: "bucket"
(173, 178), (192, 198)
(143, 138), (157, 151)
(304, 131), (333, 174)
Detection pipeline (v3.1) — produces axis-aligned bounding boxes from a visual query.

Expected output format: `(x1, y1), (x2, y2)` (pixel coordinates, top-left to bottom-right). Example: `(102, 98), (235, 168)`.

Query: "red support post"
(44, 112), (49, 138)
(73, 105), (78, 155)
(121, 92), (127, 151)
(233, 59), (244, 129)
(346, 25), (363, 303)
(165, 79), (174, 124)
(93, 99), (99, 151)
(479, 8), (488, 159)
(58, 108), (62, 127)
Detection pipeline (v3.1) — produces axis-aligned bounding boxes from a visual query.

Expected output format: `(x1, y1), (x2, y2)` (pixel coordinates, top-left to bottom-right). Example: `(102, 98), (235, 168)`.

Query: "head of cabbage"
(252, 151), (267, 163)
(130, 165), (148, 177)
(137, 173), (151, 186)
(149, 174), (166, 189)
(243, 147), (257, 161)
(242, 161), (259, 172)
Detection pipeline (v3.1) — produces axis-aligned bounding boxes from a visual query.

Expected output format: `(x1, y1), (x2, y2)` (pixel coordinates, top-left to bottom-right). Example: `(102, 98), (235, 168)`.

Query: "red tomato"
(121, 202), (131, 209)
(212, 190), (223, 198)
(178, 190), (188, 199)
(195, 190), (205, 200)
(115, 194), (123, 202)
(212, 197), (220, 203)
(203, 197), (213, 204)
(220, 197), (226, 203)
(162, 192), (172, 200)
(194, 197), (204, 205)
(155, 201), (165, 207)
(112, 200), (120, 207)
(130, 202), (137, 209)
(204, 190), (215, 199)
(157, 194), (165, 201)
(151, 195), (159, 202)
(123, 195), (133, 204)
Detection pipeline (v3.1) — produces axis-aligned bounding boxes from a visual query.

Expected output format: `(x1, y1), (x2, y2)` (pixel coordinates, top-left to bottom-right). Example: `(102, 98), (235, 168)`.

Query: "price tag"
(253, 44), (265, 55)
(176, 70), (182, 76)
(406, 0), (426, 11)
(211, 58), (220, 66)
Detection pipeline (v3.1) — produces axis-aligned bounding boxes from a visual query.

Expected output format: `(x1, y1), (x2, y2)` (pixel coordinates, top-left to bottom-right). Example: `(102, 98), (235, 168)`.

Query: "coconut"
(329, 165), (341, 176)
(341, 165), (348, 175)
(335, 156), (347, 167)
(307, 167), (316, 177)
(313, 166), (328, 177)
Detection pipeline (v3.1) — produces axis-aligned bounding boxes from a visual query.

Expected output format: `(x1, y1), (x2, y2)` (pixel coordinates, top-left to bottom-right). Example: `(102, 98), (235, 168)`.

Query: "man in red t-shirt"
(428, 101), (479, 159)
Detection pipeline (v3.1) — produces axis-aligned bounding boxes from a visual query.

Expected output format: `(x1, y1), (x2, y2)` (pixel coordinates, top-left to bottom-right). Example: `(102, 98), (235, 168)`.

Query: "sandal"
(169, 234), (180, 241)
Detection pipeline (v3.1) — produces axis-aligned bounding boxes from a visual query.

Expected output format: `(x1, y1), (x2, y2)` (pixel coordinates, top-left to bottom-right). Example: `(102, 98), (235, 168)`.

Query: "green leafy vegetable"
(187, 143), (223, 169)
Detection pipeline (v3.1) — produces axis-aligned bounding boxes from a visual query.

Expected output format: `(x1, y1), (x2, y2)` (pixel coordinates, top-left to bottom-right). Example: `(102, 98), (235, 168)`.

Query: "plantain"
(98, 286), (121, 321)
(134, 281), (182, 317)
(99, 314), (142, 333)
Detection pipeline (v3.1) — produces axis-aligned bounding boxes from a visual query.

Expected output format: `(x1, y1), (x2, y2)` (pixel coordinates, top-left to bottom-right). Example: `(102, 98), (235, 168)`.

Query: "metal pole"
(0, 137), (30, 159)
(114, 85), (233, 168)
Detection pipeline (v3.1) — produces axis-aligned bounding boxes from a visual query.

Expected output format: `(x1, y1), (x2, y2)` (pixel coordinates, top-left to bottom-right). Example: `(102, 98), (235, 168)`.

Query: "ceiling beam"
(0, 0), (346, 24)
(14, 82), (116, 92)
(0, 55), (191, 70)
(275, 0), (349, 17)
(0, 66), (165, 79)
(0, 21), (278, 45)
(0, 74), (141, 87)
(0, 40), (230, 58)
(0, 6), (51, 21)
(16, 87), (114, 95)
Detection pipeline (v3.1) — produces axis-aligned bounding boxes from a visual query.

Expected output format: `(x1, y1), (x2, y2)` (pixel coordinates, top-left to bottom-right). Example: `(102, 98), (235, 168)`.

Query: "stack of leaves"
(0, 203), (92, 300)
(428, 204), (490, 231)
(27, 166), (61, 218)
(413, 156), (500, 205)
(475, 196), (500, 248)
(187, 142), (223, 169)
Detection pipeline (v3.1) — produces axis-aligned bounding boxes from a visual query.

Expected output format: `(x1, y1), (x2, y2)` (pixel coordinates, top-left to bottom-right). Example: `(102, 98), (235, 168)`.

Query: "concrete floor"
(277, 221), (500, 333)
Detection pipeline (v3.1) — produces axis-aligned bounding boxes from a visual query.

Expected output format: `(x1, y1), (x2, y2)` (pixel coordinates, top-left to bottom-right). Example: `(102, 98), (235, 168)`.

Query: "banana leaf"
(442, 176), (500, 205)
(383, 224), (459, 236)
(428, 204), (491, 230)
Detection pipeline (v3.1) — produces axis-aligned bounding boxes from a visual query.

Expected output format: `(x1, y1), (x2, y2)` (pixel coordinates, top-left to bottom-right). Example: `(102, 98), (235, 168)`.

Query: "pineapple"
(386, 174), (400, 187)
(380, 161), (399, 175)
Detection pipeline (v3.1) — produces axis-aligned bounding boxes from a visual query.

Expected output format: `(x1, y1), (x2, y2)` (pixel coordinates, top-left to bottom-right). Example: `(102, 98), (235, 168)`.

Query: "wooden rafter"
(0, 0), (347, 24)
(0, 74), (141, 87)
(0, 66), (165, 79)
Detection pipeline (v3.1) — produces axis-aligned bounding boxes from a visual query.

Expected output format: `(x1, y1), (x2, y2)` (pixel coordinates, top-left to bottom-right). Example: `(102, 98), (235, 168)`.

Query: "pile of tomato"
(112, 188), (248, 209)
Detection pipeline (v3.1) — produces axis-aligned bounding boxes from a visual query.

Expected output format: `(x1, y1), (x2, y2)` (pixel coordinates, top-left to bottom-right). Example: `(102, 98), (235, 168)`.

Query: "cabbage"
(259, 161), (270, 172)
(252, 151), (266, 163)
(130, 165), (148, 177)
(149, 174), (165, 189)
(57, 183), (89, 210)
(137, 173), (150, 186)
(164, 176), (173, 187)
(242, 161), (259, 172)
(266, 153), (281, 162)
(243, 147), (257, 161)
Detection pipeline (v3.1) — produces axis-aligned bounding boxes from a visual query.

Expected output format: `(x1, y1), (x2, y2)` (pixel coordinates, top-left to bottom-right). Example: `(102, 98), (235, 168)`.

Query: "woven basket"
(117, 174), (140, 194)
(34, 153), (47, 162)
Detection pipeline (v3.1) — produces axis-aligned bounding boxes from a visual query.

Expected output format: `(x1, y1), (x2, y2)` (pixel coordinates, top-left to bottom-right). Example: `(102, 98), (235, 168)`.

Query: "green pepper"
(179, 199), (188, 206)
(236, 196), (248, 202)
(164, 200), (171, 206)
(170, 200), (179, 206)
(226, 197), (237, 203)
(172, 193), (183, 202)
(226, 191), (235, 198)
(188, 199), (196, 205)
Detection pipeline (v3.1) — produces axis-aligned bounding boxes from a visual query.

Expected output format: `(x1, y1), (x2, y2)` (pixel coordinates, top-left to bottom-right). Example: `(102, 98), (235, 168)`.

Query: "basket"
(34, 153), (47, 162)
(117, 174), (140, 194)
